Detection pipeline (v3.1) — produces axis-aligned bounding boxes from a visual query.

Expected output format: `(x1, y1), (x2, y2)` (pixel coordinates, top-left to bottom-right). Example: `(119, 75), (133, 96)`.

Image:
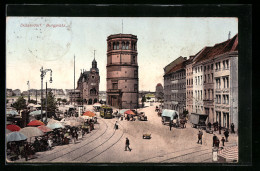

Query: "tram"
(100, 105), (113, 119)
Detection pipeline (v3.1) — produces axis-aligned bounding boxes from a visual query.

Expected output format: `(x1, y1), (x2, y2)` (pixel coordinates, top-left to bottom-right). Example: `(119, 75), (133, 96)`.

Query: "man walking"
(221, 137), (225, 146)
(125, 138), (132, 151)
(114, 121), (118, 130)
(224, 129), (229, 142)
(169, 121), (172, 131)
(208, 122), (212, 130)
(197, 130), (203, 144)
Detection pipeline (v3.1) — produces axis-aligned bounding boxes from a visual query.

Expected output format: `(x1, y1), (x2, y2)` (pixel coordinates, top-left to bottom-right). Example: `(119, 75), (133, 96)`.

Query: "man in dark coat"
(224, 129), (229, 142)
(169, 121), (172, 131)
(197, 130), (203, 144)
(213, 134), (217, 147)
(125, 138), (132, 151)
(208, 122), (212, 130)
(231, 123), (235, 133)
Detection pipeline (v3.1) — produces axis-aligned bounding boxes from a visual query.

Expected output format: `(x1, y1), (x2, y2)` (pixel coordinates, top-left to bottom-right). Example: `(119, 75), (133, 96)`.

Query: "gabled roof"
(194, 34), (238, 64)
(164, 61), (186, 76)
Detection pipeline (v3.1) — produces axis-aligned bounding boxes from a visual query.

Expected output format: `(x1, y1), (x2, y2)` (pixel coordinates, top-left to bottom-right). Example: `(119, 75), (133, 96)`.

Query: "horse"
(179, 118), (187, 128)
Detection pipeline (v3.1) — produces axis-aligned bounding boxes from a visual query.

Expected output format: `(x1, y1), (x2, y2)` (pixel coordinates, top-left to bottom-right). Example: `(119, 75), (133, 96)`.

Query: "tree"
(42, 91), (57, 116)
(62, 98), (67, 104)
(11, 96), (27, 113)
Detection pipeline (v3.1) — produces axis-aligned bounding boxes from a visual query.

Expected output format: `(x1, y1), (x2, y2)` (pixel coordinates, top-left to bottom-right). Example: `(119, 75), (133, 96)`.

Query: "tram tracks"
(71, 120), (125, 162)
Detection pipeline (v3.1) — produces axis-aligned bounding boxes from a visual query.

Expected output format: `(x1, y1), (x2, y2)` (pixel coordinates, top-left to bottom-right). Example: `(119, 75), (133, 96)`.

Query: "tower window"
(116, 42), (119, 50)
(132, 56), (136, 64)
(113, 42), (116, 50)
(126, 42), (129, 50)
(122, 42), (125, 50)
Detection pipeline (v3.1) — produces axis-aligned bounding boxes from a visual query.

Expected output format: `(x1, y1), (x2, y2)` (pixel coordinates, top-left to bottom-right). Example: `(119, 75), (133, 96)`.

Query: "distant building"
(155, 83), (164, 102)
(13, 89), (21, 96)
(6, 89), (13, 97)
(106, 34), (139, 109)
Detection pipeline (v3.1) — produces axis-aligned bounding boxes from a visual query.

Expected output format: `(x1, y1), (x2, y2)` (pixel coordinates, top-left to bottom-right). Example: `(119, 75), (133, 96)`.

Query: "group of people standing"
(197, 122), (235, 148)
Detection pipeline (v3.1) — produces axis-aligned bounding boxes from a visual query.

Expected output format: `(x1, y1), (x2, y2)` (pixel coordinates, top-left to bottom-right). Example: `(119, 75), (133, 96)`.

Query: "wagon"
(143, 133), (151, 139)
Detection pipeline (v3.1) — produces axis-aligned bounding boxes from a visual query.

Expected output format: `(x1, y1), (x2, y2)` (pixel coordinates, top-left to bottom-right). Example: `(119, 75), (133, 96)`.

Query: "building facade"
(76, 58), (100, 104)
(164, 57), (187, 114)
(106, 34), (139, 109)
(213, 34), (238, 130)
(185, 56), (194, 115)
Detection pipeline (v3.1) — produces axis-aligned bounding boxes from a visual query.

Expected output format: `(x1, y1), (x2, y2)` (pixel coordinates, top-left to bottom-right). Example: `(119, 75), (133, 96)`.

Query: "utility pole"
(40, 67), (52, 122)
(27, 81), (30, 104)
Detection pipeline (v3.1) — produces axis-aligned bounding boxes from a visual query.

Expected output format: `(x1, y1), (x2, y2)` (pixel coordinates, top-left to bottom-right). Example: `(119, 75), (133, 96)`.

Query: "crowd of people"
(6, 118), (96, 161)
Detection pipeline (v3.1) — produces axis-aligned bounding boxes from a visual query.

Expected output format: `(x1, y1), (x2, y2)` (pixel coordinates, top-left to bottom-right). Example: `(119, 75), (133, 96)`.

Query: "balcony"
(107, 89), (122, 93)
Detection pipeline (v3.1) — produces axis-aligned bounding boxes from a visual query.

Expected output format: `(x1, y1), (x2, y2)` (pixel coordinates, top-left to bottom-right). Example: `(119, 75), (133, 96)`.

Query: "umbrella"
(47, 122), (64, 129)
(29, 110), (46, 116)
(83, 111), (96, 117)
(124, 110), (136, 115)
(6, 124), (21, 132)
(93, 103), (101, 107)
(37, 125), (53, 133)
(6, 129), (12, 134)
(119, 109), (128, 114)
(27, 120), (45, 126)
(20, 127), (44, 138)
(6, 110), (19, 117)
(6, 131), (27, 142)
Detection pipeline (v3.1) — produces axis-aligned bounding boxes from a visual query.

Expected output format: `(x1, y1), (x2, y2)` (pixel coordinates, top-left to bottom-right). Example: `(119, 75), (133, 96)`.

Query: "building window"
(116, 42), (119, 50)
(134, 84), (138, 92)
(113, 42), (116, 50)
(122, 42), (125, 50)
(134, 70), (138, 78)
(204, 66), (206, 71)
(201, 76), (202, 85)
(226, 60), (229, 69)
(112, 83), (118, 89)
(204, 75), (206, 83)
(126, 42), (129, 50)
(211, 64), (213, 70)
(208, 74), (210, 83)
(132, 56), (136, 64)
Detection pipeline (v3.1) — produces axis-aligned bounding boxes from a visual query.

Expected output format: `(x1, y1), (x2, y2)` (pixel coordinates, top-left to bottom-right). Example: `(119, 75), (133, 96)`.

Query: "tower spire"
(228, 31), (231, 40)
(94, 50), (96, 60)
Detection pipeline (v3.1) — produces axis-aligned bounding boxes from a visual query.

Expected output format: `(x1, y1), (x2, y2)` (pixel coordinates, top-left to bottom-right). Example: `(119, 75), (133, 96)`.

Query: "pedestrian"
(125, 138), (132, 151)
(215, 137), (220, 148)
(221, 137), (225, 146)
(169, 121), (172, 131)
(213, 134), (217, 147)
(197, 130), (203, 144)
(231, 123), (235, 133)
(114, 121), (118, 130)
(208, 122), (212, 130)
(224, 129), (229, 142)
(219, 125), (221, 134)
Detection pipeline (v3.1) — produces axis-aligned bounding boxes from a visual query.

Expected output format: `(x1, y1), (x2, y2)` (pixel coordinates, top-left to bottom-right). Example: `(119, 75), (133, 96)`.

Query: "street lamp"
(40, 67), (52, 123)
(27, 81), (30, 104)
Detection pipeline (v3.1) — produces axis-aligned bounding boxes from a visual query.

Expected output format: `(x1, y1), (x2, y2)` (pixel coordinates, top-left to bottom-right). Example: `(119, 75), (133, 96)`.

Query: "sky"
(6, 17), (238, 92)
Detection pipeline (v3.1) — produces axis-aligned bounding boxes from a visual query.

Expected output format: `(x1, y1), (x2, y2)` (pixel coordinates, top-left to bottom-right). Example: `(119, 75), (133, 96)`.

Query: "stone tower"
(106, 34), (139, 109)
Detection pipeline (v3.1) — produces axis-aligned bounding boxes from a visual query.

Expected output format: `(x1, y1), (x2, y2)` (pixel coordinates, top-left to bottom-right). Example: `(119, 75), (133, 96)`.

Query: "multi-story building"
(76, 58), (100, 104)
(185, 56), (195, 114)
(164, 57), (187, 114)
(214, 34), (238, 130)
(164, 56), (186, 110)
(155, 83), (164, 102)
(106, 34), (139, 109)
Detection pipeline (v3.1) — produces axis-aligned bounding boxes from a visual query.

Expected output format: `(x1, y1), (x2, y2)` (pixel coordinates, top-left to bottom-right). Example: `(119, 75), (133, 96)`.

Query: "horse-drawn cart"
(190, 113), (208, 129)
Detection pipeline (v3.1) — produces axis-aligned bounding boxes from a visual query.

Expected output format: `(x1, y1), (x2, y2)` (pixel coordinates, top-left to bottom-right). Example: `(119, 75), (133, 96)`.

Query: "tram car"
(100, 105), (113, 119)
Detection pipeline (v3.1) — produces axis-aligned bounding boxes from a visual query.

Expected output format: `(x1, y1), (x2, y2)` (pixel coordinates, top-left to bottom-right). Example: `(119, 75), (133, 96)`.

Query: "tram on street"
(100, 105), (113, 119)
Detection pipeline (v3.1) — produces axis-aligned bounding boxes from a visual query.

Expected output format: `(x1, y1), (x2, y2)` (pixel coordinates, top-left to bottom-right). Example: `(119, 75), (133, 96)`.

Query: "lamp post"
(40, 67), (52, 122)
(27, 81), (30, 104)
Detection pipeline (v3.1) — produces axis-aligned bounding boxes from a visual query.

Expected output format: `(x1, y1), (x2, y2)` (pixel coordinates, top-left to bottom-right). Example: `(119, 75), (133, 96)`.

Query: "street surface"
(14, 103), (238, 163)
